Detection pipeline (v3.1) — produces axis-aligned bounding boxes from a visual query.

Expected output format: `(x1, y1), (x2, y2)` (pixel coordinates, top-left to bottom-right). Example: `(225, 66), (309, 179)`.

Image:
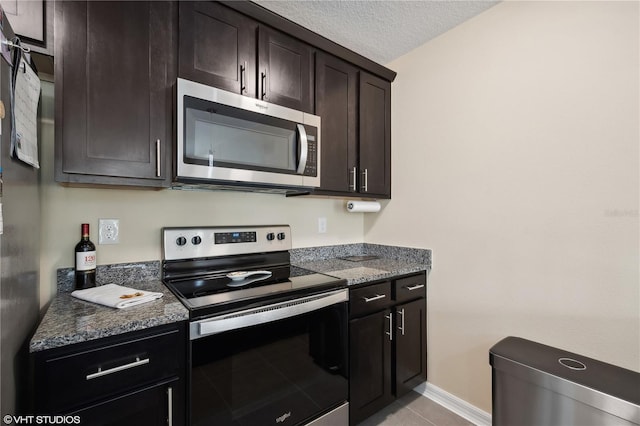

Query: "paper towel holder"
(346, 200), (381, 213)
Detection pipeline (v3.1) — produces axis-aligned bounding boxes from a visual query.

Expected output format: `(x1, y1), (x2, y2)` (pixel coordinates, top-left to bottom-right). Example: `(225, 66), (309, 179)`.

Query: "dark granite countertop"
(30, 280), (188, 353)
(294, 257), (427, 285)
(32, 245), (431, 352)
(291, 243), (431, 286)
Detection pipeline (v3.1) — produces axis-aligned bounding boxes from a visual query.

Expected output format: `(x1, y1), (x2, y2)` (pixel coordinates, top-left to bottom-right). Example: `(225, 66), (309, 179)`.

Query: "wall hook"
(2, 39), (30, 54)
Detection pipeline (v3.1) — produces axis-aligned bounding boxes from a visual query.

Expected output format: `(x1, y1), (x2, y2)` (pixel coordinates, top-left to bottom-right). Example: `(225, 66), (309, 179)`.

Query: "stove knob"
(277, 232), (286, 241)
(176, 236), (187, 246)
(266, 232), (275, 241)
(192, 236), (202, 245)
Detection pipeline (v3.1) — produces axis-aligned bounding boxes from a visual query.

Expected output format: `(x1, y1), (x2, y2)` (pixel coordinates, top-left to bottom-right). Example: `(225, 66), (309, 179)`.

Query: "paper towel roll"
(346, 200), (381, 213)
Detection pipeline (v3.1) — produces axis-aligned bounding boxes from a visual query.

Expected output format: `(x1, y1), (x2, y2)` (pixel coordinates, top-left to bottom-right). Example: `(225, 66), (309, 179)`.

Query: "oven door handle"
(191, 289), (348, 340)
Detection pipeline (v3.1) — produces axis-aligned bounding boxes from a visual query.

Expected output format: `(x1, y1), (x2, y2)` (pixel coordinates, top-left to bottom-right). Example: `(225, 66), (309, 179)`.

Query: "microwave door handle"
(296, 123), (308, 174)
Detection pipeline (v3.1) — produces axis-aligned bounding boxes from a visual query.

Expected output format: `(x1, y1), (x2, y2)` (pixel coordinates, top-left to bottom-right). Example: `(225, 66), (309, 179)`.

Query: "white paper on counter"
(71, 283), (163, 309)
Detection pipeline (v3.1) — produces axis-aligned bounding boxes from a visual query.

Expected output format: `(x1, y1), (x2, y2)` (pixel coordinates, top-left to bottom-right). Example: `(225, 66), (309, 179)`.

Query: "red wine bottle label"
(76, 251), (97, 271)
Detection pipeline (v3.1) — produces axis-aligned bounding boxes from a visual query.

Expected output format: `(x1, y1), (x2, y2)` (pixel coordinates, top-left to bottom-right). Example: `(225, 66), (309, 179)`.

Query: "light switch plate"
(318, 217), (327, 234)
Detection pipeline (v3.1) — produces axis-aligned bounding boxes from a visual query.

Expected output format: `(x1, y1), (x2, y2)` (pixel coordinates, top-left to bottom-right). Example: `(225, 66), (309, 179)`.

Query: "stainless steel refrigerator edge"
(0, 12), (41, 415)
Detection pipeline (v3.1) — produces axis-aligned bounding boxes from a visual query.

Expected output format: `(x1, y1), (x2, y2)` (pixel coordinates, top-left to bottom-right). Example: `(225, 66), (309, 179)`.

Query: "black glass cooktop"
(164, 265), (346, 318)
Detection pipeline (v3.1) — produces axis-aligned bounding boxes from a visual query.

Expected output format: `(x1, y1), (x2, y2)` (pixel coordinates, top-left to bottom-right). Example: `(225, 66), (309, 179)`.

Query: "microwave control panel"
(304, 139), (317, 177)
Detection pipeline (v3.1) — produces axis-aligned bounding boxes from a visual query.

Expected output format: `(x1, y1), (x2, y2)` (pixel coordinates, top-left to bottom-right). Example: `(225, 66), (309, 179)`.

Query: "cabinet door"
(395, 298), (427, 398)
(349, 310), (394, 425)
(258, 25), (314, 113)
(179, 1), (257, 97)
(72, 378), (183, 426)
(359, 72), (391, 198)
(55, 1), (175, 187)
(315, 53), (358, 193)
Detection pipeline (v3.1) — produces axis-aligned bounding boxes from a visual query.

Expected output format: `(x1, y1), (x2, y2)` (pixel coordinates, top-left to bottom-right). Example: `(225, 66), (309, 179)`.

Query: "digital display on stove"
(214, 231), (257, 244)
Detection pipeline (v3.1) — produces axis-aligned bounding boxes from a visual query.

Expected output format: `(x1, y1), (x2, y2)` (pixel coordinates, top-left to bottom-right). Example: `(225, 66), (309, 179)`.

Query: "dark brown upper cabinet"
(178, 1), (257, 98)
(359, 72), (391, 198)
(314, 63), (391, 199)
(258, 25), (314, 113)
(179, 2), (314, 113)
(315, 53), (358, 193)
(55, 1), (176, 187)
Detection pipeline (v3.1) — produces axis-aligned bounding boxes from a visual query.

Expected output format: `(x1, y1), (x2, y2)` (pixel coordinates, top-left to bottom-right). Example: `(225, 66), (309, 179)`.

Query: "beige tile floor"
(358, 391), (475, 426)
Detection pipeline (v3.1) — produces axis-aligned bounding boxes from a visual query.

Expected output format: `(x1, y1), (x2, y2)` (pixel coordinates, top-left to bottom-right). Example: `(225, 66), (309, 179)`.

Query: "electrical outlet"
(318, 217), (327, 234)
(99, 219), (120, 244)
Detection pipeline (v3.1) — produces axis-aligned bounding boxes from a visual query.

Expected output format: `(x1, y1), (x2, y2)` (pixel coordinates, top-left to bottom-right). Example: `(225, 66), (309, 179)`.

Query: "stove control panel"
(214, 231), (256, 244)
(162, 225), (292, 261)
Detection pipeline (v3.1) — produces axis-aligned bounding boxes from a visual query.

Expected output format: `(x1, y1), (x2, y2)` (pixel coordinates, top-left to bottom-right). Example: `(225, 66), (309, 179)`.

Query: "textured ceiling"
(255, 1), (499, 65)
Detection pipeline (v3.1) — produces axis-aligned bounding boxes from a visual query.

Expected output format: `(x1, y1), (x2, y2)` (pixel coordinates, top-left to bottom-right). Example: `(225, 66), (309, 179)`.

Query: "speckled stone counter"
(33, 245), (429, 352)
(291, 243), (431, 286)
(29, 264), (189, 352)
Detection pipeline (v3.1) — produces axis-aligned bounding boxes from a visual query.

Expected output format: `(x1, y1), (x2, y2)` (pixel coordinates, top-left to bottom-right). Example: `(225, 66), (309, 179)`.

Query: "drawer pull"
(86, 357), (150, 380)
(405, 284), (425, 291)
(362, 294), (386, 303)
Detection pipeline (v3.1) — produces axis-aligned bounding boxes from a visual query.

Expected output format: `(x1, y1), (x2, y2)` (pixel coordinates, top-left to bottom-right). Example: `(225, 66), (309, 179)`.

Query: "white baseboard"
(413, 382), (492, 426)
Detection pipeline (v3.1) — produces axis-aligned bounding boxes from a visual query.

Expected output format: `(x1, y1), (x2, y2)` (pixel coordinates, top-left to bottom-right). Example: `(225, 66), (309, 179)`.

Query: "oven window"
(184, 96), (298, 174)
(190, 303), (348, 426)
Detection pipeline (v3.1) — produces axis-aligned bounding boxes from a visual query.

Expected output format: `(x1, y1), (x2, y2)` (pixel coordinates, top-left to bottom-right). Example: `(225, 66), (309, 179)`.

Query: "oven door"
(189, 290), (348, 426)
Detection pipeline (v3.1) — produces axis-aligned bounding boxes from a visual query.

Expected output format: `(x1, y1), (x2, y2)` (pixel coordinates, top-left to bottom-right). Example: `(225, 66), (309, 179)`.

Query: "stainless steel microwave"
(175, 78), (321, 192)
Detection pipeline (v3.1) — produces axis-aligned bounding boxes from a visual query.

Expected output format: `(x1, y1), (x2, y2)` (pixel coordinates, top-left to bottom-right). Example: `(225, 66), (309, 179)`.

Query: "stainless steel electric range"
(162, 225), (349, 426)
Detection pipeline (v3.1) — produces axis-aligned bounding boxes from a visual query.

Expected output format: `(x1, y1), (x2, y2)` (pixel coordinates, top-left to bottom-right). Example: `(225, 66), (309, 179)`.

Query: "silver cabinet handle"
(155, 139), (161, 177)
(385, 313), (393, 341)
(240, 61), (247, 94)
(261, 71), (267, 100)
(349, 167), (357, 191)
(296, 124), (308, 174)
(361, 168), (368, 192)
(86, 357), (149, 380)
(397, 308), (405, 336)
(167, 386), (173, 426)
(405, 284), (425, 291)
(362, 294), (386, 303)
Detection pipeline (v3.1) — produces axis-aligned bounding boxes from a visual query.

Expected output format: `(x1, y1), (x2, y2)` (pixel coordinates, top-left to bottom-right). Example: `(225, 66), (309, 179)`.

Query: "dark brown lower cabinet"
(395, 298), (428, 398)
(349, 309), (394, 424)
(70, 378), (178, 426)
(349, 272), (427, 425)
(32, 323), (186, 425)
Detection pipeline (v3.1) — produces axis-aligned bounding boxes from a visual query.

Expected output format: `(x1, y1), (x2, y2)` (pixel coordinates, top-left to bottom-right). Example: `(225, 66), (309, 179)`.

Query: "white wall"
(366, 0), (639, 412)
(38, 82), (365, 305)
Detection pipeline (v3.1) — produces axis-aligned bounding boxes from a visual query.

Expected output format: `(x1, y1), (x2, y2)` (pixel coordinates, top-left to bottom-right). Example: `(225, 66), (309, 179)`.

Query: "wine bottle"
(75, 223), (96, 289)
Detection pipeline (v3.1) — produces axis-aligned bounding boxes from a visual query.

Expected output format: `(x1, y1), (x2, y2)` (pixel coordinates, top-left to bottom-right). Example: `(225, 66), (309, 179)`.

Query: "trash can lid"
(490, 336), (640, 407)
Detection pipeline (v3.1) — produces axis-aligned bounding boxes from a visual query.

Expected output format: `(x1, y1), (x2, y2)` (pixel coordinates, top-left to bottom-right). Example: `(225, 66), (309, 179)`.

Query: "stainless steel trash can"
(490, 337), (640, 426)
